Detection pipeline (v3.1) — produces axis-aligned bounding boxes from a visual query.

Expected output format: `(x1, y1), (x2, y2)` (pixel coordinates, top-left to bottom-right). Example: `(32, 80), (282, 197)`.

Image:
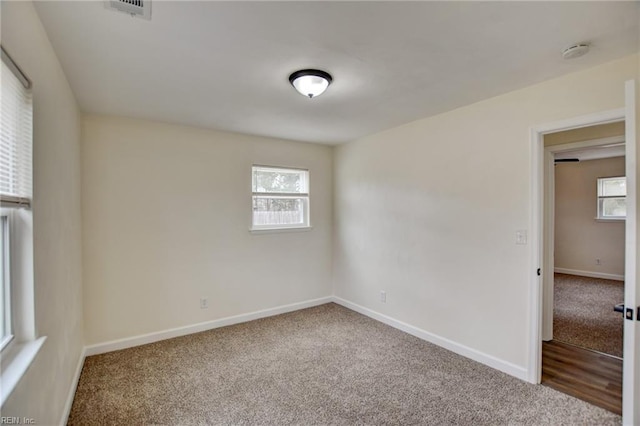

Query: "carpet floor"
(553, 273), (624, 358)
(69, 303), (620, 425)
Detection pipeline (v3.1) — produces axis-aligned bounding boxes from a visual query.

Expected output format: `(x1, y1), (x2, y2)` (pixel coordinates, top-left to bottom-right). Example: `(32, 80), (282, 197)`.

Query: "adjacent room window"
(252, 166), (310, 230)
(0, 48), (33, 351)
(597, 176), (626, 220)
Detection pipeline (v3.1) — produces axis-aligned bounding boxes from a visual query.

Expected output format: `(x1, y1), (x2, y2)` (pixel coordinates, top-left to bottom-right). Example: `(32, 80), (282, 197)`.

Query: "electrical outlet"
(380, 291), (387, 303)
(596, 258), (602, 265)
(200, 298), (208, 309)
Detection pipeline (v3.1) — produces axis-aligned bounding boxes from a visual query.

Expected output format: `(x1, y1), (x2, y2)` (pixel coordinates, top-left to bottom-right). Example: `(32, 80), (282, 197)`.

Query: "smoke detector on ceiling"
(562, 43), (590, 60)
(105, 0), (151, 20)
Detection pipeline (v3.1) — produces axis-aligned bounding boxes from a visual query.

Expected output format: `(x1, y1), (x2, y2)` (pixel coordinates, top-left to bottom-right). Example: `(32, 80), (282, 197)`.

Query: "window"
(597, 176), (626, 220)
(0, 47), (43, 407)
(1, 49), (33, 351)
(252, 166), (310, 230)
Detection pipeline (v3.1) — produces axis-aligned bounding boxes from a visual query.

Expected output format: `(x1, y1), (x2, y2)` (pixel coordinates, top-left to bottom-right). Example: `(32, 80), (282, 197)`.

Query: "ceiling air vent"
(105, 0), (151, 20)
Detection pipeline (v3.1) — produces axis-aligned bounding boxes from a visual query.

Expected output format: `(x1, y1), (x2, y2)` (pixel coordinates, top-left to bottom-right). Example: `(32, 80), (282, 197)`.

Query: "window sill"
(250, 226), (313, 235)
(0, 336), (46, 407)
(595, 218), (625, 222)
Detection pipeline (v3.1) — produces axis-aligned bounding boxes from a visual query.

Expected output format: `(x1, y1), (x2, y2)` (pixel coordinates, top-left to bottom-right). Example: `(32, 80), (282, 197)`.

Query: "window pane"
(599, 177), (626, 197)
(252, 196), (308, 227)
(252, 167), (308, 193)
(601, 197), (626, 218)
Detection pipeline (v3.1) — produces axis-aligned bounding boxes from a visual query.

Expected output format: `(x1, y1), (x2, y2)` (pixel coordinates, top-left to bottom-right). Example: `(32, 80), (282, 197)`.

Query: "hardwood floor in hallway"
(542, 340), (622, 415)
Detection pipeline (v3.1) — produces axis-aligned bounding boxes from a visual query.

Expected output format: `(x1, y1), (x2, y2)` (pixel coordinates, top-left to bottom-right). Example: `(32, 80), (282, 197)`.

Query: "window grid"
(251, 166), (310, 230)
(596, 176), (626, 220)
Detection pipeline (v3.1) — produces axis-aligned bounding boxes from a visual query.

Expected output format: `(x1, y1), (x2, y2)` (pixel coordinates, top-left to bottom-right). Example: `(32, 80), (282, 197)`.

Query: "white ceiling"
(33, 1), (639, 144)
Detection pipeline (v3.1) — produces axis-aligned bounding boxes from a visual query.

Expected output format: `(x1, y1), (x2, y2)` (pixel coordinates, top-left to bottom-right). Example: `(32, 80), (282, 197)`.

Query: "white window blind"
(1, 50), (33, 209)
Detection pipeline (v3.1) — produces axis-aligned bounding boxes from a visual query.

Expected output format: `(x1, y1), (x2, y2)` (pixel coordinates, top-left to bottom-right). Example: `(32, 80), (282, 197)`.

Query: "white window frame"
(596, 176), (626, 221)
(0, 212), (12, 351)
(251, 165), (311, 231)
(0, 46), (45, 408)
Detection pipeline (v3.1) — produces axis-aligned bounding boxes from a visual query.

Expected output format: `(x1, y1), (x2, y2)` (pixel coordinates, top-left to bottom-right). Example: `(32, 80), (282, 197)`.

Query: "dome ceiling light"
(289, 69), (332, 98)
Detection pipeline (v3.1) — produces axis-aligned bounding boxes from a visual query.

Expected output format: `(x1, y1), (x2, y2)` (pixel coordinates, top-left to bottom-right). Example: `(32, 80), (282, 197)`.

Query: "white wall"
(0, 2), (84, 424)
(333, 55), (638, 371)
(82, 115), (333, 345)
(554, 157), (626, 278)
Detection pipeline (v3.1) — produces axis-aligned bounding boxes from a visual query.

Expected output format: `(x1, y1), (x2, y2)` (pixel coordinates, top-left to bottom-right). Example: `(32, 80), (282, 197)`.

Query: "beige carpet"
(69, 303), (620, 425)
(553, 273), (624, 358)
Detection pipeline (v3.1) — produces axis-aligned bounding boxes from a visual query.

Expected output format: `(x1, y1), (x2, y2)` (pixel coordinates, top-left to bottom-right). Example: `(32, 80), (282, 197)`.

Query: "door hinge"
(537, 268), (541, 276)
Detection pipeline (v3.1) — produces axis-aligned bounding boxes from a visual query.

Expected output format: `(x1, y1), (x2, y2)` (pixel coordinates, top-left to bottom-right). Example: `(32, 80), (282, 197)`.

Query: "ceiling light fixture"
(289, 69), (332, 98)
(562, 43), (590, 60)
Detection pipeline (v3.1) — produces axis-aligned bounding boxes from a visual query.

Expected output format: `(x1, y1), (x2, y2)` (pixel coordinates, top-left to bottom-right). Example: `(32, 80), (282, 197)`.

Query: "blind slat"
(0, 59), (32, 206)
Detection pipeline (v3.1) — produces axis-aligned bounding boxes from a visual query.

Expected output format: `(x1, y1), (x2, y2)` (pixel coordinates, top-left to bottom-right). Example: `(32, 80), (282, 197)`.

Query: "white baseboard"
(84, 296), (333, 357)
(331, 296), (528, 382)
(554, 267), (624, 281)
(60, 346), (86, 426)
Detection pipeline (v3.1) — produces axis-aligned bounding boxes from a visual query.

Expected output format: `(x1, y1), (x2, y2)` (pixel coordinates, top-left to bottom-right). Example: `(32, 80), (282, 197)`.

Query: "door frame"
(530, 81), (638, 423)
(621, 80), (638, 424)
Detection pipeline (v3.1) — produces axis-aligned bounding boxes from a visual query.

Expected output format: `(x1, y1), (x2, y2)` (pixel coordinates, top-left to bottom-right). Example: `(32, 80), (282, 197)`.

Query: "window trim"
(596, 176), (626, 221)
(1, 46), (31, 90)
(0, 336), (46, 407)
(250, 165), (311, 232)
(0, 207), (41, 407)
(0, 213), (13, 351)
(0, 46), (43, 408)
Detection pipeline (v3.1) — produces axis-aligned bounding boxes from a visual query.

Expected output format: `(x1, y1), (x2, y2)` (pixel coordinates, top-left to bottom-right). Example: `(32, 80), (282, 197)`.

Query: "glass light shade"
(289, 70), (332, 98)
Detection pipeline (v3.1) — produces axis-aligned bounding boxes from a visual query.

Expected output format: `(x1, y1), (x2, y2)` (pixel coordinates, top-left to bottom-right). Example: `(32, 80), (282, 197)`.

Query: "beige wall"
(82, 115), (333, 345)
(333, 54), (638, 370)
(554, 157), (625, 278)
(1, 2), (84, 424)
(544, 122), (625, 147)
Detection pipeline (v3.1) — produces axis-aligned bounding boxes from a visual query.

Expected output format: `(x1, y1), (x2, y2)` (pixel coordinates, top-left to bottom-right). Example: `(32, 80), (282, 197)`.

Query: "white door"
(622, 79), (639, 425)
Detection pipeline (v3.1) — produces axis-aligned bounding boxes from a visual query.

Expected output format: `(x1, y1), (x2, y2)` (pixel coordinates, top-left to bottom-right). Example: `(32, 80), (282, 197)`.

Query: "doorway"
(540, 125), (626, 414)
(529, 82), (639, 424)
